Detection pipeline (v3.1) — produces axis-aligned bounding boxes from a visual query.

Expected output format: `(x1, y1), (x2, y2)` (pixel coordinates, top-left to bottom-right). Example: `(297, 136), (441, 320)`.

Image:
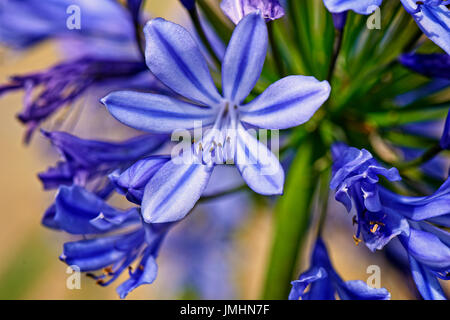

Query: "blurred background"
(0, 0), (445, 300)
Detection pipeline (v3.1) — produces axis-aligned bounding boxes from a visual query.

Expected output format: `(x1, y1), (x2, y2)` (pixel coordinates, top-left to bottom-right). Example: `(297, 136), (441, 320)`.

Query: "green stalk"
(188, 7), (221, 68)
(268, 21), (286, 78)
(262, 136), (321, 299)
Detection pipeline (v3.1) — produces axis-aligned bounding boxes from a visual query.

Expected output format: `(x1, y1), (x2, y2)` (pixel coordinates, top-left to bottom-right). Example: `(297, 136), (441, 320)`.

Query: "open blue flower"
(220, 0), (285, 24)
(331, 143), (450, 299)
(289, 238), (390, 300)
(102, 12), (330, 224)
(55, 185), (173, 298)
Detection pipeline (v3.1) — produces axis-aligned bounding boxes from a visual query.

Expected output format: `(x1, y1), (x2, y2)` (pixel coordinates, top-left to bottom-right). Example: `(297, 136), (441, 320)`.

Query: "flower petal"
(235, 124), (284, 195)
(409, 255), (447, 300)
(54, 185), (140, 234)
(144, 18), (222, 106)
(401, 0), (450, 55)
(141, 157), (213, 223)
(102, 91), (217, 133)
(289, 267), (328, 300)
(220, 0), (285, 24)
(222, 12), (268, 105)
(240, 76), (330, 129)
(401, 228), (450, 273)
(336, 280), (391, 300)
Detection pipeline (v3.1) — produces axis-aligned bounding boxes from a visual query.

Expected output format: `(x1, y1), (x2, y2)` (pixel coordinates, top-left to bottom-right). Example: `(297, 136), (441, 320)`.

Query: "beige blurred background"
(0, 0), (443, 300)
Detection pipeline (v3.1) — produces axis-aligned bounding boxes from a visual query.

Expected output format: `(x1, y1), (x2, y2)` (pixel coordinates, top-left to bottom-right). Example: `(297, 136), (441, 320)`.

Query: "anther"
(353, 235), (362, 245)
(370, 224), (379, 233)
(103, 266), (113, 275)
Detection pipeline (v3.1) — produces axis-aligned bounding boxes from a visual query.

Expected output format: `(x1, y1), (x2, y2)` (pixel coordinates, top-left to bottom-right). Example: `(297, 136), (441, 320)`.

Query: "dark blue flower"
(331, 12), (348, 30)
(289, 238), (390, 300)
(179, 0), (196, 11)
(45, 185), (140, 234)
(220, 0), (285, 24)
(331, 143), (450, 299)
(102, 13), (330, 224)
(0, 0), (134, 49)
(55, 185), (173, 298)
(38, 130), (167, 189)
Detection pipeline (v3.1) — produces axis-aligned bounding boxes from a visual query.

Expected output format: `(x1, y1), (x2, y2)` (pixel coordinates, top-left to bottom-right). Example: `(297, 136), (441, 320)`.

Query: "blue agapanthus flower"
(289, 238), (390, 300)
(331, 143), (450, 300)
(220, 0), (285, 24)
(102, 12), (330, 224)
(55, 185), (173, 298)
(0, 0), (158, 142)
(179, 0), (196, 11)
(38, 130), (167, 190)
(0, 57), (152, 142)
(441, 110), (450, 150)
(323, 0), (450, 55)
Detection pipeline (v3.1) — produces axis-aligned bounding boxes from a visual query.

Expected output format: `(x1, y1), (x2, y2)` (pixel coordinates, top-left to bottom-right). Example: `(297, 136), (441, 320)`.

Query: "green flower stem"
(268, 21), (286, 78)
(262, 136), (321, 299)
(188, 7), (222, 69)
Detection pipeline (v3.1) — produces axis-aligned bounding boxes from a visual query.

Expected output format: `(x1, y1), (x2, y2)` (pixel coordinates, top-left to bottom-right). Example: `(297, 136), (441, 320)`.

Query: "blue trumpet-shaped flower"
(179, 0), (196, 11)
(331, 143), (450, 299)
(289, 238), (390, 300)
(323, 0), (450, 55)
(0, 58), (151, 142)
(400, 0), (450, 55)
(399, 53), (450, 80)
(220, 0), (285, 24)
(102, 12), (330, 224)
(39, 130), (167, 190)
(55, 185), (172, 298)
